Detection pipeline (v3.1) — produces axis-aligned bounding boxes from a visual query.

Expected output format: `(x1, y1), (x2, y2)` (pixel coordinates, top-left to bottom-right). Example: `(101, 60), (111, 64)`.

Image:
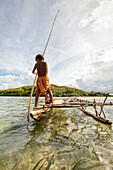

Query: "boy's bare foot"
(48, 103), (53, 107)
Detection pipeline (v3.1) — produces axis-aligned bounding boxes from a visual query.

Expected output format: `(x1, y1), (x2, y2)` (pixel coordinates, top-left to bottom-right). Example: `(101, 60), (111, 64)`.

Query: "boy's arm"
(32, 64), (38, 75)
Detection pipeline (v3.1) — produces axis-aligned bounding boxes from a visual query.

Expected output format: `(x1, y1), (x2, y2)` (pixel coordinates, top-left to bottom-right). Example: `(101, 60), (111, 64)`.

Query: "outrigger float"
(30, 93), (112, 125)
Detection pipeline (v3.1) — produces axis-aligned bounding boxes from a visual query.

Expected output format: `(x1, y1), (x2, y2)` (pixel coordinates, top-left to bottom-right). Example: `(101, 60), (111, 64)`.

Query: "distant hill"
(0, 84), (108, 97)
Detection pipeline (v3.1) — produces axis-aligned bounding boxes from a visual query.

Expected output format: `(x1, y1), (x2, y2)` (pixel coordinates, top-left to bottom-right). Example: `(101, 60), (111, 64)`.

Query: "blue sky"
(0, 0), (113, 92)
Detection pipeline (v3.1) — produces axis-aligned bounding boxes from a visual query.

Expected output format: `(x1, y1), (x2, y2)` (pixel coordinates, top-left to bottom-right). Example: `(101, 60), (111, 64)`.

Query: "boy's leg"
(45, 92), (49, 104)
(47, 88), (53, 104)
(45, 92), (48, 102)
(35, 92), (40, 108)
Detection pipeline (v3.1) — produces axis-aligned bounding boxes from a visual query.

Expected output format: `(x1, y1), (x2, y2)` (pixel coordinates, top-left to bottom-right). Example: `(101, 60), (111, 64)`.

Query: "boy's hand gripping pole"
(27, 10), (60, 122)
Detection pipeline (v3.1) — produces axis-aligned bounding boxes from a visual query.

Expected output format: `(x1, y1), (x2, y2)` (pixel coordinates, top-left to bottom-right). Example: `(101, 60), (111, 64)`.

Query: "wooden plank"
(39, 102), (113, 108)
(33, 104), (82, 110)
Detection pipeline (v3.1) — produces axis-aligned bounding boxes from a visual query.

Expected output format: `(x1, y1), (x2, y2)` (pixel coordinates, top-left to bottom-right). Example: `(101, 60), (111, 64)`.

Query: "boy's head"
(35, 54), (44, 62)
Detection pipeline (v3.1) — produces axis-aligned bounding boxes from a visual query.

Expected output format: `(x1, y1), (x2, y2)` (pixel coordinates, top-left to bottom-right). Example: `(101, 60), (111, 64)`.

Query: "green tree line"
(0, 84), (107, 97)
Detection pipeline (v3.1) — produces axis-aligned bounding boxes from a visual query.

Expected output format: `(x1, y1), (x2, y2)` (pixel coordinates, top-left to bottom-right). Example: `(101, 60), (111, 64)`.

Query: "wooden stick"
(27, 75), (37, 122)
(43, 10), (60, 56)
(27, 10), (60, 122)
(99, 93), (109, 117)
(40, 102), (113, 107)
(33, 105), (86, 110)
(31, 100), (113, 111)
(93, 99), (98, 116)
(102, 110), (106, 119)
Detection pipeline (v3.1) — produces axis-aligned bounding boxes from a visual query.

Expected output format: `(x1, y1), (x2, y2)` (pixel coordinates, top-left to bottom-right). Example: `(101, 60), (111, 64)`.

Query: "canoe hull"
(30, 108), (51, 121)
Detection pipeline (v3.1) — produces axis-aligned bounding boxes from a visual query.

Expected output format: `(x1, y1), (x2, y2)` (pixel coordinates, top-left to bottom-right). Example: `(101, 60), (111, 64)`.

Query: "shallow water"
(0, 96), (113, 170)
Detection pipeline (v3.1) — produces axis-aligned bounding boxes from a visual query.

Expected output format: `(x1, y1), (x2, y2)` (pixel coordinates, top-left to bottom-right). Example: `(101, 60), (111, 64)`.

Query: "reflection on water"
(0, 97), (113, 169)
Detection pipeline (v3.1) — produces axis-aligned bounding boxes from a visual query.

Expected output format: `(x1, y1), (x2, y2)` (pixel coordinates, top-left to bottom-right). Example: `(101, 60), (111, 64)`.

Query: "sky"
(0, 0), (113, 92)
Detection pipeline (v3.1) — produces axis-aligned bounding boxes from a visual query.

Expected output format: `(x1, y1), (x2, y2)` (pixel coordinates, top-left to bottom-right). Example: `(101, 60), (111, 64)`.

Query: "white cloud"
(66, 47), (113, 92)
(79, 0), (113, 31)
(0, 71), (34, 90)
(0, 0), (113, 92)
(85, 47), (113, 63)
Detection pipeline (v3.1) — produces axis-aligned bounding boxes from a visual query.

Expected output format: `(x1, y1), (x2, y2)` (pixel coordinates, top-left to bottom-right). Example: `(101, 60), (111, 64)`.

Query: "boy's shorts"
(36, 76), (50, 95)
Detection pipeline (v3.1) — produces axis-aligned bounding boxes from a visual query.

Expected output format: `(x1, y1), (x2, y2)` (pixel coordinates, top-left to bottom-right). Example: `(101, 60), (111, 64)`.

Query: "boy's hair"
(35, 54), (44, 61)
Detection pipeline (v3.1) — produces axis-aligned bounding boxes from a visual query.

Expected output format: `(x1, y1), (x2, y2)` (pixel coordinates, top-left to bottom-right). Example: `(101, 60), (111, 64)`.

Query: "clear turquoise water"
(0, 96), (113, 170)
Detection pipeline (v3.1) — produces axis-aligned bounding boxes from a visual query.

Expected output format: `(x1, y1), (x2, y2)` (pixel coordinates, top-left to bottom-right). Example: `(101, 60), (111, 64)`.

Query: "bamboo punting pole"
(27, 10), (60, 122)
(43, 10), (60, 56)
(27, 75), (37, 122)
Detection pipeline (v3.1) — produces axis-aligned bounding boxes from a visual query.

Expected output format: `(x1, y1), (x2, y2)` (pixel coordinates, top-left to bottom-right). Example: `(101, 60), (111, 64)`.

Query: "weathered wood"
(39, 101), (113, 109)
(30, 108), (52, 121)
(27, 75), (37, 122)
(99, 93), (109, 117)
(40, 102), (87, 106)
(79, 107), (112, 125)
(33, 104), (82, 110)
(93, 99), (98, 116)
(30, 98), (113, 124)
(43, 10), (60, 56)
(102, 110), (106, 119)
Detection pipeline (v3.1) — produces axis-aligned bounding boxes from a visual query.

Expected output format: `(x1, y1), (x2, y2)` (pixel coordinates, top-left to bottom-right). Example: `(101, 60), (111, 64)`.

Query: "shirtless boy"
(32, 54), (53, 108)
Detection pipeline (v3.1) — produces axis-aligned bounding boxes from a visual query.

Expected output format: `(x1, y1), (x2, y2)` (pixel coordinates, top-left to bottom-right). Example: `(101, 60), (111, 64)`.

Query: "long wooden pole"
(27, 10), (60, 122)
(27, 75), (37, 122)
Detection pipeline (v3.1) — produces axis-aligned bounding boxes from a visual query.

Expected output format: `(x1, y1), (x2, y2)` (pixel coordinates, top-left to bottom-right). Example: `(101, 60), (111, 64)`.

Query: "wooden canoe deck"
(30, 97), (113, 125)
(33, 102), (113, 110)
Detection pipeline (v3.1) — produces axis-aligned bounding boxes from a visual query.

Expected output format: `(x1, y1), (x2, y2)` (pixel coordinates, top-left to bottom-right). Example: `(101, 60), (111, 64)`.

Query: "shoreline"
(0, 96), (113, 98)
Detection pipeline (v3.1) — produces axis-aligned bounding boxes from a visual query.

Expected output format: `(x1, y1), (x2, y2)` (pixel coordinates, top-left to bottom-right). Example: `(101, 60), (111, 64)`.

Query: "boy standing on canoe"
(32, 54), (53, 108)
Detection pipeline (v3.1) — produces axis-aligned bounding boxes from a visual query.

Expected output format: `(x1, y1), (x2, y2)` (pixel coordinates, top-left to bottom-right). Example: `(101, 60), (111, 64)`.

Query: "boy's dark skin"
(32, 55), (53, 108)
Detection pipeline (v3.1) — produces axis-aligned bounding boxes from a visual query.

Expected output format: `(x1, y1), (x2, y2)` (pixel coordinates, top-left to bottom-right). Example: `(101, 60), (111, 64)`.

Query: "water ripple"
(0, 96), (113, 169)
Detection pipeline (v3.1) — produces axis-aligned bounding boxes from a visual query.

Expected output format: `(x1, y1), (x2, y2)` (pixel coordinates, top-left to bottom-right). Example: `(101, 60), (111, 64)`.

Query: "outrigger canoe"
(30, 98), (112, 125)
(79, 107), (112, 125)
(30, 99), (65, 121)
